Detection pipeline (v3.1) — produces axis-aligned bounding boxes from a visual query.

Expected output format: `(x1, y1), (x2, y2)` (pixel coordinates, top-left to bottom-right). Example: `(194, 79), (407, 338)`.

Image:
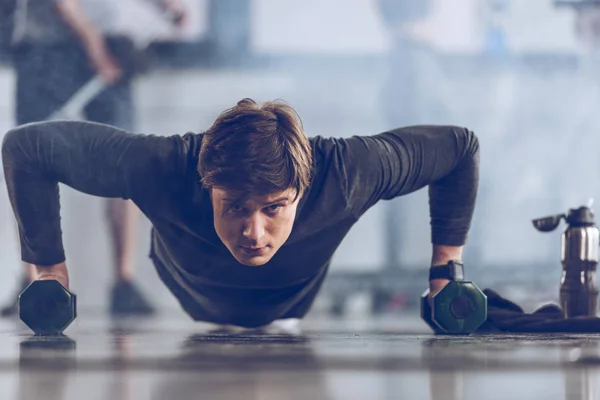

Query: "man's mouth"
(239, 246), (268, 256)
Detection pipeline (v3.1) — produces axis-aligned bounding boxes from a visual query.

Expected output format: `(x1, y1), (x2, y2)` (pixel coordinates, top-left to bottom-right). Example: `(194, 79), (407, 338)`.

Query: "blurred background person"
(377, 0), (433, 128)
(573, 1), (600, 49)
(1, 0), (187, 317)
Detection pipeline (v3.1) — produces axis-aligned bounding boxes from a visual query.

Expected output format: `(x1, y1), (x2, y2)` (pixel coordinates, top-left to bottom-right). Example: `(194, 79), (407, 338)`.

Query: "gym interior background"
(0, 0), (597, 317)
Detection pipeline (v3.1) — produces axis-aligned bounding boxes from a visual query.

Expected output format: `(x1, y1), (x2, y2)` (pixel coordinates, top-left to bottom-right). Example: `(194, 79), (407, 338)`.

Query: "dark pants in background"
(12, 36), (136, 129)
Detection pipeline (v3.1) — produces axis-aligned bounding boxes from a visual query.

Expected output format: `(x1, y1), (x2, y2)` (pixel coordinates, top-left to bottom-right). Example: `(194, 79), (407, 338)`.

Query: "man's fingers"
(36, 274), (69, 290)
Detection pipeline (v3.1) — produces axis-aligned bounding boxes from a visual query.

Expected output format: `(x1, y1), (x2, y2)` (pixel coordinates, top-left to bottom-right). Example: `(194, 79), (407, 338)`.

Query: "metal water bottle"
(533, 204), (600, 318)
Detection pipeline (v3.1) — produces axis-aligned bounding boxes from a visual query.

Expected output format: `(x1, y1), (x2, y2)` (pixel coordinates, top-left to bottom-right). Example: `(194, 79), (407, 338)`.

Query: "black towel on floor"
(476, 289), (600, 333)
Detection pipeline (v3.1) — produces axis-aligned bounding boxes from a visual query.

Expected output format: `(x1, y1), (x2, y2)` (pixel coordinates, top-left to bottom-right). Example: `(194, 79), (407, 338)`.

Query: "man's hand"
(429, 278), (450, 299)
(162, 0), (189, 27)
(427, 244), (463, 303)
(86, 40), (122, 84)
(34, 262), (70, 290)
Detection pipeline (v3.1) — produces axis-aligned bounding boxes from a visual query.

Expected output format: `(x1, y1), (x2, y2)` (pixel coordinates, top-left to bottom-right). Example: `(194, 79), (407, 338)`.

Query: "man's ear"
(292, 189), (302, 203)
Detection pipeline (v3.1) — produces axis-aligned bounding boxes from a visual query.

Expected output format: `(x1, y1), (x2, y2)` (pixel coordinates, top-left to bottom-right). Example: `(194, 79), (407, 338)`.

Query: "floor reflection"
(17, 335), (76, 400)
(9, 322), (600, 400)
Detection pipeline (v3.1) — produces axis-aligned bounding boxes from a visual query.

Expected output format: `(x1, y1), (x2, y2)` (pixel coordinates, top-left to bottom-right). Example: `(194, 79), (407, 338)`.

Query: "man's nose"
(242, 214), (265, 243)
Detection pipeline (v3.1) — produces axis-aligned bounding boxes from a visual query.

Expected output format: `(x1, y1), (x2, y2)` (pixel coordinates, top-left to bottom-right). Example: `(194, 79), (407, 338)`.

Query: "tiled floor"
(1, 313), (600, 400)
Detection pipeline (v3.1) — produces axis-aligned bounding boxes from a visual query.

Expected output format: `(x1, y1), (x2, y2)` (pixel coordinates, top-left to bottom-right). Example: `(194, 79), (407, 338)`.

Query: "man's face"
(211, 187), (300, 266)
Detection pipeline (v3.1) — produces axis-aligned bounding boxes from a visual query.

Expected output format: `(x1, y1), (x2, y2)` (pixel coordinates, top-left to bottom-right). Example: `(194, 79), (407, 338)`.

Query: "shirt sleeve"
(337, 125), (480, 246)
(2, 120), (182, 265)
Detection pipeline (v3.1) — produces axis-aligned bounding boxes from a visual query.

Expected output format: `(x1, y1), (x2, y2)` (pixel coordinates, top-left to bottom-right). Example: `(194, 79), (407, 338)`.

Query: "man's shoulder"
(155, 131), (203, 171)
(309, 135), (353, 154)
(306, 135), (365, 198)
(178, 131), (203, 152)
(309, 134), (378, 165)
(152, 131), (202, 156)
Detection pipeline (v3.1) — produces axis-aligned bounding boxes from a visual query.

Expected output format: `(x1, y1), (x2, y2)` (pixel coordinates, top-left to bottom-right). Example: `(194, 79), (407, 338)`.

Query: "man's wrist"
(35, 262), (69, 289)
(431, 244), (463, 266)
(429, 260), (464, 281)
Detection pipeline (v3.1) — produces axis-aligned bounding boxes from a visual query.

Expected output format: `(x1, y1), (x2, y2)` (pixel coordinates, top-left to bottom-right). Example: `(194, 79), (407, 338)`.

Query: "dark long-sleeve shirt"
(1, 121), (479, 326)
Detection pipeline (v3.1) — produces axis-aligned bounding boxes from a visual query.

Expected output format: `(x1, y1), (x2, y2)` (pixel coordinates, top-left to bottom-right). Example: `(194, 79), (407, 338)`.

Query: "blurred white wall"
(250, 0), (583, 55)
(251, 0), (391, 54)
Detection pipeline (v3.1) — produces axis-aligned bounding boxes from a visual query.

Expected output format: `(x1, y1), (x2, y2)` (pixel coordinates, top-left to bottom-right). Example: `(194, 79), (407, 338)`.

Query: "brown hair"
(198, 98), (312, 200)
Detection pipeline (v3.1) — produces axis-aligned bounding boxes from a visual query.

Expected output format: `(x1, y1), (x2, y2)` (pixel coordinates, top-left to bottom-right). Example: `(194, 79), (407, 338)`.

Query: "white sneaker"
(209, 318), (301, 335)
(263, 318), (301, 335)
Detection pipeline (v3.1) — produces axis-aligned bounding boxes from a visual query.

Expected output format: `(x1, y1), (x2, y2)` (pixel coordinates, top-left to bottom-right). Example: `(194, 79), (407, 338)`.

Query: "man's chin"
(234, 252), (273, 267)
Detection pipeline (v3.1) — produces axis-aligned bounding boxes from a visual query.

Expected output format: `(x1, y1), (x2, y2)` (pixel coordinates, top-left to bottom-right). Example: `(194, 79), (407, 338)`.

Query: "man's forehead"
(214, 187), (296, 202)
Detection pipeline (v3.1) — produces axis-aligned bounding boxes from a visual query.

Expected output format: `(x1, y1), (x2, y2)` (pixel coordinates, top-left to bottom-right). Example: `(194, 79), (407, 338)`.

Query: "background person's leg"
(105, 198), (139, 285)
(104, 198), (154, 315)
(84, 49), (154, 316)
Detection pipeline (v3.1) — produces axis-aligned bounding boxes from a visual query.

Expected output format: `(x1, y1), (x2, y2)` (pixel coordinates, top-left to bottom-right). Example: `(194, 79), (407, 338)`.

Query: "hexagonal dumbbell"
(19, 280), (77, 335)
(421, 281), (487, 335)
(421, 288), (442, 333)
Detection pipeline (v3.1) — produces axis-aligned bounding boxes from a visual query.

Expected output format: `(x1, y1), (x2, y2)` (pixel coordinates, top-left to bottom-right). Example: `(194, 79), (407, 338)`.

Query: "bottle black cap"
(567, 206), (596, 227)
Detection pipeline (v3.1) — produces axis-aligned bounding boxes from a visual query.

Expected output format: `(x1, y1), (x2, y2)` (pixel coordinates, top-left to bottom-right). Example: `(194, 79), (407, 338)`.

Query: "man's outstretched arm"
(2, 120), (180, 270)
(335, 125), (479, 290)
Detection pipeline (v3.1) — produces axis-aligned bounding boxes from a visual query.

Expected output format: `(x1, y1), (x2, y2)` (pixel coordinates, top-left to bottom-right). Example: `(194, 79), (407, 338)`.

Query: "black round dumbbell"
(19, 280), (77, 335)
(421, 281), (487, 335)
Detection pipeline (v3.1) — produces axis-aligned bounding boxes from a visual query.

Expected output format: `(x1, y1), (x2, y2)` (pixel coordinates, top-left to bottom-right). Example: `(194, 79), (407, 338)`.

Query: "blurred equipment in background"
(533, 202), (600, 318)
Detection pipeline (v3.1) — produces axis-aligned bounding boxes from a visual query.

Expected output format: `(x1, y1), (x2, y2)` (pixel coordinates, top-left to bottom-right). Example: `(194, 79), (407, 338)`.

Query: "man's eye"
(231, 204), (245, 212)
(266, 204), (283, 212)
